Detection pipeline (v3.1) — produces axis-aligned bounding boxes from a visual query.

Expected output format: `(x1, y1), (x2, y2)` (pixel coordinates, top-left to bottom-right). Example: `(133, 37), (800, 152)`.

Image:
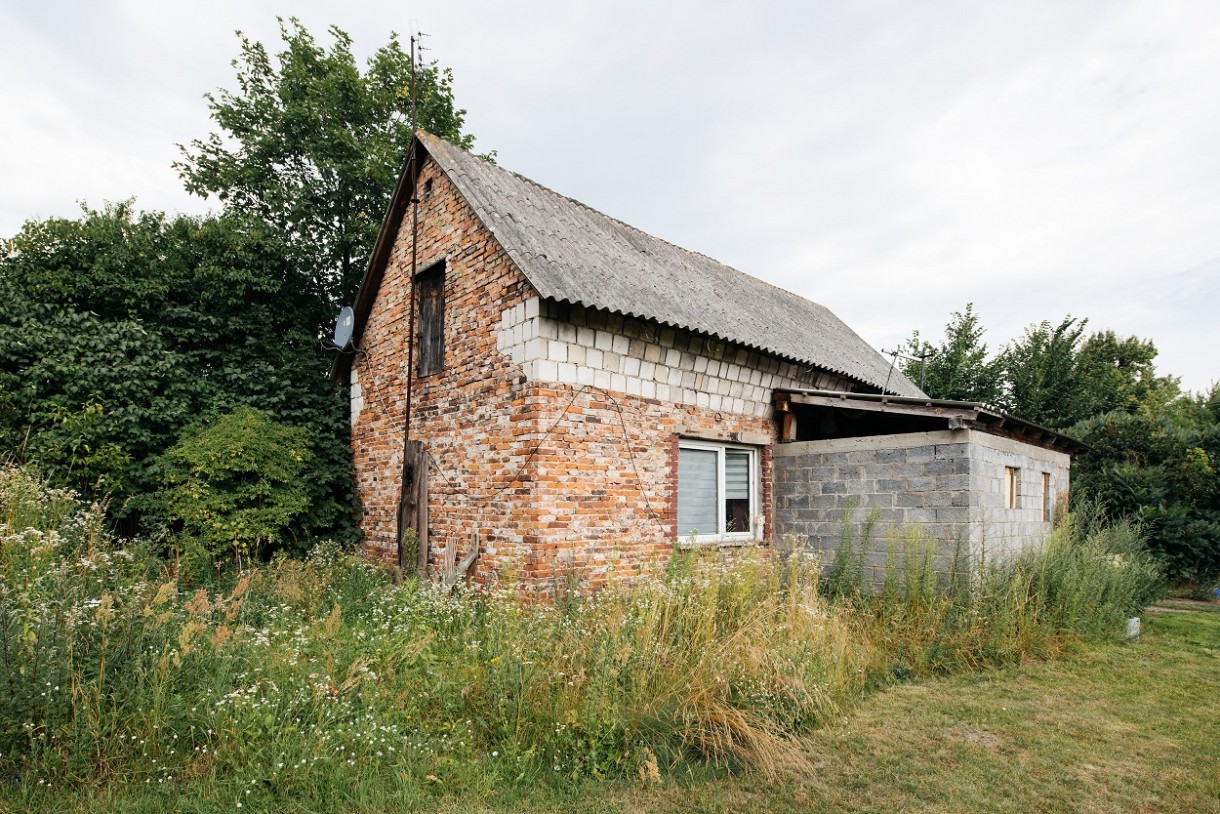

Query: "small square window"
(677, 440), (758, 541)
(1005, 466), (1020, 509)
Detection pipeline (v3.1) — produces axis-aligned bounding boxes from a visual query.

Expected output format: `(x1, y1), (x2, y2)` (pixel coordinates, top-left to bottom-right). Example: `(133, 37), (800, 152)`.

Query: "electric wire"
(420, 383), (669, 532)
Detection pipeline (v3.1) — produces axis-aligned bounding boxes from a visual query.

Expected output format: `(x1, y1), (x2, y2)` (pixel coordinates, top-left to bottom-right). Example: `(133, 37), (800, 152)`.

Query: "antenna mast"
(880, 347), (934, 394)
(398, 32), (428, 571)
(409, 33), (419, 132)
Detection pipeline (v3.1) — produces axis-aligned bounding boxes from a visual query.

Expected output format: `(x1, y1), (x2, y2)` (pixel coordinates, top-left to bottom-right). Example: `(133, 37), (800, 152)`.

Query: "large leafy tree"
(996, 319), (1183, 430)
(1075, 330), (1181, 418)
(176, 18), (482, 313)
(0, 204), (354, 547)
(900, 303), (1002, 404)
(995, 315), (1091, 429)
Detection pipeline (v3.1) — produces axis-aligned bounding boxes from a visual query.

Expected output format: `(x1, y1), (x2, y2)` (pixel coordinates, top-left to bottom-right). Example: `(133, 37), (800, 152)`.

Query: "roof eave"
(330, 132), (430, 382)
(775, 388), (1088, 454)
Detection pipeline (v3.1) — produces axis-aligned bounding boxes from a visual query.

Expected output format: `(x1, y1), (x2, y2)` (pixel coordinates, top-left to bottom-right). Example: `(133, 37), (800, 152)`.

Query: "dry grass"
(12, 599), (1218, 813)
(1, 464), (1193, 813)
(593, 606), (1220, 814)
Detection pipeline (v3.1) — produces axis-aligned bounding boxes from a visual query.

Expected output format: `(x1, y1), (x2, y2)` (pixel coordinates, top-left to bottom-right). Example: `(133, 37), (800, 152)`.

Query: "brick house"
(334, 131), (1079, 592)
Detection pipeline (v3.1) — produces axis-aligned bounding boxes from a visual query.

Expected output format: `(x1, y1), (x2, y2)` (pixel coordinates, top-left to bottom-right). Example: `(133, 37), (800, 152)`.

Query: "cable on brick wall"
(422, 384), (669, 532)
(603, 390), (668, 530)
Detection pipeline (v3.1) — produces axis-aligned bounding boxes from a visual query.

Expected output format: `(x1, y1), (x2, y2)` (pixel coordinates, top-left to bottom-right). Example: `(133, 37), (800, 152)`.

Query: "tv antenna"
(410, 32), (429, 132)
(881, 347), (934, 393)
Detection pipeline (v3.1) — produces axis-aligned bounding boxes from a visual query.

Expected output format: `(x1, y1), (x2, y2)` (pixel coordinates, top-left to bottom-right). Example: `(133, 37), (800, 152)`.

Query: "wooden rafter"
(783, 392), (981, 423)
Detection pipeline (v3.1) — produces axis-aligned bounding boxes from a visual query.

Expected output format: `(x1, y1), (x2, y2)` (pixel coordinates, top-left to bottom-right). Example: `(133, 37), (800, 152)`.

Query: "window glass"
(724, 450), (752, 533)
(677, 441), (757, 540)
(677, 447), (718, 537)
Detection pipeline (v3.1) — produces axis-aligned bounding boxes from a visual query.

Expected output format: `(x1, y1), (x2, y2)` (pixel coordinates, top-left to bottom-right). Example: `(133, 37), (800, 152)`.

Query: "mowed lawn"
(36, 603), (1219, 814)
(596, 605), (1219, 814)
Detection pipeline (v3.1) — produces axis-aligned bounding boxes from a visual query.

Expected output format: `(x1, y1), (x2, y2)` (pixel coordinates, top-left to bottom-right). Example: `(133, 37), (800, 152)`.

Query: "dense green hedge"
(0, 205), (357, 551)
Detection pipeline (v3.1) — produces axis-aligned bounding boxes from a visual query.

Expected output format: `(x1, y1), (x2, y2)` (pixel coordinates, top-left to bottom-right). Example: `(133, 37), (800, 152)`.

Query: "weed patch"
(0, 465), (1168, 810)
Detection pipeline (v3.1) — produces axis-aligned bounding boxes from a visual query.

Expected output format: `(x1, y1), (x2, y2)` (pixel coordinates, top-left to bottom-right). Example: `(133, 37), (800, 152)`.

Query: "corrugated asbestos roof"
(335, 131), (923, 397)
(418, 132), (923, 397)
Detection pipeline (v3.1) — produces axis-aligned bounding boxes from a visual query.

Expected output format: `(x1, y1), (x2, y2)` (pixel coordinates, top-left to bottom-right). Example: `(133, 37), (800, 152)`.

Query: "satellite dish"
(333, 306), (355, 350)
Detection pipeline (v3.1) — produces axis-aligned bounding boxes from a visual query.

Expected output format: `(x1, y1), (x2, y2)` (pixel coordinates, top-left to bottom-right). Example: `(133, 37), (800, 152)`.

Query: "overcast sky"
(3, 0), (1217, 392)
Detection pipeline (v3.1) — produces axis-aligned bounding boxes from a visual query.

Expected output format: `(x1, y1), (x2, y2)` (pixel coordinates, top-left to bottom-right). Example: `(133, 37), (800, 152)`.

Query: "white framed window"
(677, 440), (758, 542)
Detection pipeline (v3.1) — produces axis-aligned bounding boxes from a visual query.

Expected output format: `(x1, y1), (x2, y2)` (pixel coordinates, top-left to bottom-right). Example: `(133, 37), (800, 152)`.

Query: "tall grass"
(824, 501), (1164, 676)
(0, 465), (1163, 807)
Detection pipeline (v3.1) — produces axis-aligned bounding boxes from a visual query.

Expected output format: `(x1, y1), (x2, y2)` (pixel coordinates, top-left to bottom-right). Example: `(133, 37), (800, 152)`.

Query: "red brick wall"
(352, 154), (788, 594)
(351, 155), (541, 580)
(479, 386), (776, 592)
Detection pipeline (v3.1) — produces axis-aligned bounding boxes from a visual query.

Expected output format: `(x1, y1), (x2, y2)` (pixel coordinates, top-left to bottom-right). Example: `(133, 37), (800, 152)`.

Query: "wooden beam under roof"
(783, 392), (981, 423)
(772, 388), (1088, 454)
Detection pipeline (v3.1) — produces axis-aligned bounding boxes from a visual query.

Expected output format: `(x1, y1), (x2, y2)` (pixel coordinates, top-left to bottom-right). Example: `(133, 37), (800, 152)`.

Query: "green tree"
(996, 316), (1090, 429)
(160, 407), (313, 567)
(995, 319), (1182, 430)
(1075, 331), (1181, 418)
(900, 303), (1002, 403)
(176, 18), (482, 312)
(0, 204), (354, 548)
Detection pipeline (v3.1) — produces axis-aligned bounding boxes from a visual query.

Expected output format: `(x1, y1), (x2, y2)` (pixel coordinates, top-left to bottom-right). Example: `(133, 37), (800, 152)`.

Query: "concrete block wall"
(967, 432), (1071, 564)
(773, 429), (1070, 581)
(774, 431), (974, 581)
(496, 298), (848, 419)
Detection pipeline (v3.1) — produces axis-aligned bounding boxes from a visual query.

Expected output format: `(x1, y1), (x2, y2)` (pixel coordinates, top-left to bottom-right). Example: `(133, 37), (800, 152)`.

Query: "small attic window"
(423, 178), (434, 198)
(416, 262), (445, 377)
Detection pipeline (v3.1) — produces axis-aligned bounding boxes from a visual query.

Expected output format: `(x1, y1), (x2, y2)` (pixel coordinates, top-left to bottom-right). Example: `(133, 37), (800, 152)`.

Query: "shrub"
(0, 205), (357, 546)
(159, 408), (312, 567)
(1070, 409), (1220, 585)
